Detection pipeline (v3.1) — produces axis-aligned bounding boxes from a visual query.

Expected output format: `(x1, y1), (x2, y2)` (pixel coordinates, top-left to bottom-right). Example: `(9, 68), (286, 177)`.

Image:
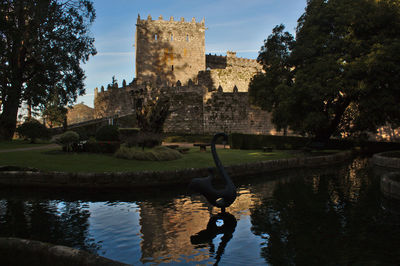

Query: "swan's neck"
(211, 134), (232, 185)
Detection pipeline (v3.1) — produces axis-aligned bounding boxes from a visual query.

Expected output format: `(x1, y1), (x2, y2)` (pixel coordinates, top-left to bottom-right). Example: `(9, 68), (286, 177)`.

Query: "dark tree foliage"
(41, 86), (68, 128)
(16, 118), (49, 143)
(0, 0), (96, 140)
(249, 24), (295, 133)
(133, 92), (171, 134)
(42, 104), (67, 128)
(249, 0), (400, 141)
(95, 125), (119, 141)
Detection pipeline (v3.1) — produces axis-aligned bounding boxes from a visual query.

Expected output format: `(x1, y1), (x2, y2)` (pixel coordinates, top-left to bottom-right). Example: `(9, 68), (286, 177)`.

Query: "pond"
(1, 158), (400, 265)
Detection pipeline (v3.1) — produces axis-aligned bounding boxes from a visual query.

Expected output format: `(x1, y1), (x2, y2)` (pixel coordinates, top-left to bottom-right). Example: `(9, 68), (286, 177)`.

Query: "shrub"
(115, 146), (182, 161)
(82, 138), (100, 153)
(72, 127), (89, 141)
(96, 125), (119, 141)
(16, 119), (50, 143)
(163, 134), (215, 143)
(52, 131), (79, 152)
(83, 139), (120, 153)
(136, 132), (163, 149)
(119, 128), (140, 139)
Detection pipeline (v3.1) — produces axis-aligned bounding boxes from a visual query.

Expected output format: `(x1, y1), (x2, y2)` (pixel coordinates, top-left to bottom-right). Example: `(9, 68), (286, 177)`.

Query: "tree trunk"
(315, 99), (351, 143)
(63, 116), (68, 132)
(27, 99), (32, 120)
(0, 89), (21, 140)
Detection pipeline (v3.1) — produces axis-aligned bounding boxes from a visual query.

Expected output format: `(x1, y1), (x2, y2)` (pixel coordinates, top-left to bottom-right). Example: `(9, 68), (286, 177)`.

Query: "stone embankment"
(0, 151), (352, 189)
(372, 151), (400, 169)
(381, 172), (400, 200)
(372, 151), (400, 201)
(0, 237), (128, 266)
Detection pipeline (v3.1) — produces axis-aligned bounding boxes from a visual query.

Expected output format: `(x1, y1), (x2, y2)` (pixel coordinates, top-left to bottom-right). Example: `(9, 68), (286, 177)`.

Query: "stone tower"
(135, 14), (206, 85)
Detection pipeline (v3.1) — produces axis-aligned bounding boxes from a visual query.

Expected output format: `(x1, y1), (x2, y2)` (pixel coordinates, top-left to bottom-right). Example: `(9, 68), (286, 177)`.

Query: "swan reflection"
(191, 212), (237, 265)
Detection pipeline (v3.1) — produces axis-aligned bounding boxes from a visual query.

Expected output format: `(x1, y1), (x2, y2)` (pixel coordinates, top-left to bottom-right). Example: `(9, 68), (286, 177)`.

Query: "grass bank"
(0, 145), (296, 173)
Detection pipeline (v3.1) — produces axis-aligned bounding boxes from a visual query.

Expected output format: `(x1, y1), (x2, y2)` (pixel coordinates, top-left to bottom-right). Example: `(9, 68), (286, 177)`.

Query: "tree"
(0, 0), (96, 140)
(109, 75), (118, 88)
(41, 86), (68, 128)
(42, 104), (67, 128)
(249, 24), (295, 133)
(16, 118), (49, 143)
(132, 89), (171, 134)
(249, 0), (400, 141)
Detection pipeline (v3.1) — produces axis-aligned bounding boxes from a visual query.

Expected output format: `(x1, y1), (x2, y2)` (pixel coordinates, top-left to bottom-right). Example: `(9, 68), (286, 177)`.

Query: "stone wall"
(67, 103), (94, 125)
(94, 86), (132, 119)
(163, 84), (205, 134)
(135, 15), (205, 86)
(93, 82), (275, 135)
(202, 90), (273, 134)
(204, 52), (262, 92)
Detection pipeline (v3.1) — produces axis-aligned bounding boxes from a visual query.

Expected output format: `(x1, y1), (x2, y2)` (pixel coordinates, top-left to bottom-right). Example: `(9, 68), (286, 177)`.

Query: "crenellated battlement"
(137, 14), (205, 26)
(206, 52), (261, 70)
(135, 14), (206, 86)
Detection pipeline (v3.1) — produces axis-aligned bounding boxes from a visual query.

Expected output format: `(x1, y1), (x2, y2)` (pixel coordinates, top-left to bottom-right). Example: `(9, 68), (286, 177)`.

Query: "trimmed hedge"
(95, 125), (119, 141)
(164, 134), (225, 144)
(229, 133), (400, 152)
(230, 134), (306, 150)
(83, 140), (120, 153)
(118, 128), (140, 142)
(229, 133), (353, 150)
(115, 146), (182, 161)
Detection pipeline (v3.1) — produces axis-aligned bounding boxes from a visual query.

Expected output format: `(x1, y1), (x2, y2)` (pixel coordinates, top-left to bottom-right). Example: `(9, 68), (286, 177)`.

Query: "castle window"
(170, 34), (173, 41)
(171, 65), (174, 71)
(186, 34), (189, 42)
(154, 34), (158, 41)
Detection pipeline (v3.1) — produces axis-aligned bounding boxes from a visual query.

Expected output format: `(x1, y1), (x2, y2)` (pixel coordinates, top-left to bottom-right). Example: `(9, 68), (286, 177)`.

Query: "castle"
(93, 15), (278, 135)
(65, 14), (400, 141)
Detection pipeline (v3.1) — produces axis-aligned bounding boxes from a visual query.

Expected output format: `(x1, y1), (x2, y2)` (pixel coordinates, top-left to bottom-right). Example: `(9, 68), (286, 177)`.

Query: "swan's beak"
(216, 198), (225, 207)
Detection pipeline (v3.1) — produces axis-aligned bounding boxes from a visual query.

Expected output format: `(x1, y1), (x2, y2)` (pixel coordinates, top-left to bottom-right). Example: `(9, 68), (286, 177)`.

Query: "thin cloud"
(206, 49), (258, 54)
(96, 52), (134, 56)
(210, 17), (263, 28)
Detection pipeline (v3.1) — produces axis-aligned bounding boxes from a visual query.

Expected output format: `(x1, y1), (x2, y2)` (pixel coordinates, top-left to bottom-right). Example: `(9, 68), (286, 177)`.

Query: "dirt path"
(0, 144), (59, 153)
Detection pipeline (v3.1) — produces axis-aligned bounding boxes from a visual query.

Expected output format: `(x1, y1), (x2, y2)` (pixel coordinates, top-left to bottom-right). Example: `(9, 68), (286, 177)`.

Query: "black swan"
(189, 133), (237, 212)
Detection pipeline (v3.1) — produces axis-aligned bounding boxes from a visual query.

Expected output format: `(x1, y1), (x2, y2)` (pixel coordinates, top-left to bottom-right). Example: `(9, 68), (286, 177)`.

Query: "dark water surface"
(1, 158), (400, 265)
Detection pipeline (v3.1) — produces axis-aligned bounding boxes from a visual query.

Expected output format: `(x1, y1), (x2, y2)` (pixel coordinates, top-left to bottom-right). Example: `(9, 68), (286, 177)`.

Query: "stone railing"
(372, 151), (400, 169)
(381, 172), (400, 200)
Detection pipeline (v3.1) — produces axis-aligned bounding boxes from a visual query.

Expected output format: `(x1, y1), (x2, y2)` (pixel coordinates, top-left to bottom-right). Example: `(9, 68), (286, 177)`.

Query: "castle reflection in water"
(1, 158), (400, 265)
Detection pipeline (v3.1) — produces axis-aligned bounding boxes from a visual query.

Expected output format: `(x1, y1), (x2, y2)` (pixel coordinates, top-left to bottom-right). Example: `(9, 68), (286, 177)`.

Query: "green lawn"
(0, 145), (295, 173)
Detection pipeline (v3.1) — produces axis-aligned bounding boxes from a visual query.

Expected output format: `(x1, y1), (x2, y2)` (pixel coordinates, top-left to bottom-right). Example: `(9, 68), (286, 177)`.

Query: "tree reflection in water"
(250, 159), (400, 265)
(0, 199), (100, 253)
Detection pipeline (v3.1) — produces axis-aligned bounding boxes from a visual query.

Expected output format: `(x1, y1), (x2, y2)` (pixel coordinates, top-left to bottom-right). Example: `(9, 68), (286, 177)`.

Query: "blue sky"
(78, 0), (307, 107)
